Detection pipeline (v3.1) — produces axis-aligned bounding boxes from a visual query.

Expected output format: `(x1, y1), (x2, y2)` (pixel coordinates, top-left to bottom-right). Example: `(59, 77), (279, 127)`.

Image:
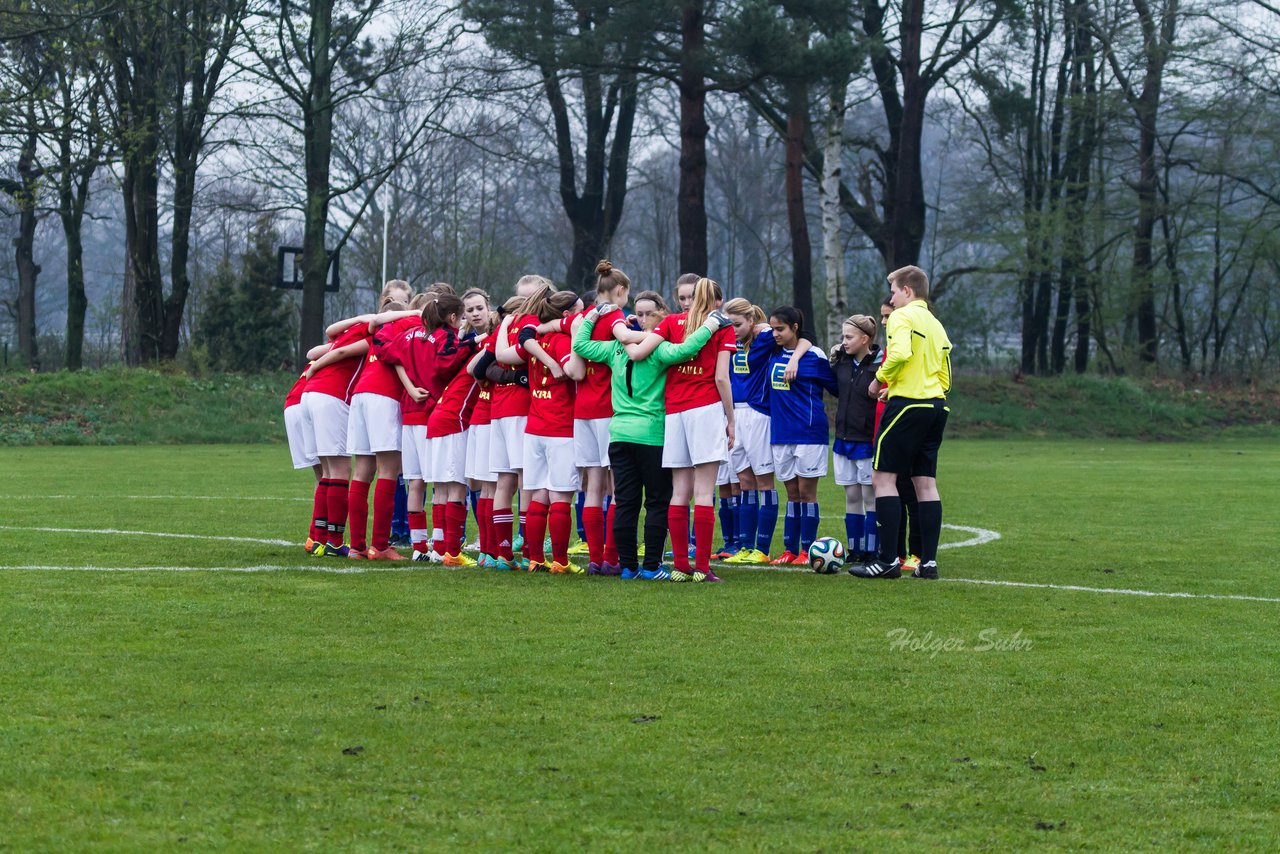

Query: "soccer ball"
(809, 537), (846, 574)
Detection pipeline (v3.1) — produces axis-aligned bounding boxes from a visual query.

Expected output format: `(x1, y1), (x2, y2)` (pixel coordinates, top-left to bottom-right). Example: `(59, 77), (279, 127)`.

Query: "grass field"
(2, 440), (1279, 850)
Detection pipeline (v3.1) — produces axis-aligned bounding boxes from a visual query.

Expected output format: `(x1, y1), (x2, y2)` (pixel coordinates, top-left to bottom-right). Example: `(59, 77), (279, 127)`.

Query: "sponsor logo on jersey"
(770, 362), (790, 391)
(732, 352), (750, 374)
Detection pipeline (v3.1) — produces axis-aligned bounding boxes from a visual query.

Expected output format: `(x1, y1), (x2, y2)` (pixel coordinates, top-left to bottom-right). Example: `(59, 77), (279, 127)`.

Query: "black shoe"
(912, 561), (939, 580)
(390, 534), (411, 548)
(848, 558), (901, 579)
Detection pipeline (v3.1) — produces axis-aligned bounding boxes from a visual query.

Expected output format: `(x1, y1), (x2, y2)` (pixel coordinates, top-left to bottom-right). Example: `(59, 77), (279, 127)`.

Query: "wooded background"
(2, 0), (1277, 378)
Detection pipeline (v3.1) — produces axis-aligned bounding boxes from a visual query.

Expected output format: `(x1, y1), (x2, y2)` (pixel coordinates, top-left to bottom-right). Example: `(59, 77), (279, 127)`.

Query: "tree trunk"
(785, 82), (815, 333)
(63, 214), (88, 371)
(299, 0), (335, 366)
(678, 0), (708, 278)
(14, 124), (41, 371)
(821, 80), (848, 344)
(888, 0), (926, 268)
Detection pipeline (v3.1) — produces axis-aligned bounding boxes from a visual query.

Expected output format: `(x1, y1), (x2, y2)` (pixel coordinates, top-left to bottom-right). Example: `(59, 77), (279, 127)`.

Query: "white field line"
(0, 494), (310, 502)
(0, 564), (419, 574)
(0, 525), (293, 546)
(941, 577), (1280, 604)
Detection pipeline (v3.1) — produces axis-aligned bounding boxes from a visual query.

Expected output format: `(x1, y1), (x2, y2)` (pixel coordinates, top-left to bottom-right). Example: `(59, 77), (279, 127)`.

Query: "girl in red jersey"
(346, 280), (413, 560)
(489, 276), (555, 570)
(626, 276), (737, 582)
(424, 294), (481, 566)
(459, 289), (499, 566)
(300, 311), (383, 557)
(520, 287), (585, 573)
(283, 367), (322, 552)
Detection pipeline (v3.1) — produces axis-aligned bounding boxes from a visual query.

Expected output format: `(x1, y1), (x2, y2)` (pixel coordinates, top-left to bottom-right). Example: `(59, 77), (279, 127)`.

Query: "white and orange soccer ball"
(809, 537), (845, 573)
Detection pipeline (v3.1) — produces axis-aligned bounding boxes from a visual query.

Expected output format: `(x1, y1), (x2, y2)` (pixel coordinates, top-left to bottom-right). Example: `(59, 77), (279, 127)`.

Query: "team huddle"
(282, 262), (952, 582)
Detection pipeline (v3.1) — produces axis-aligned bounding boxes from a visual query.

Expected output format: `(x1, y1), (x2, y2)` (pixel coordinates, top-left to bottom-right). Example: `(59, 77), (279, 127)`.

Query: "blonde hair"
(427, 281), (456, 296)
(686, 277), (722, 330)
(723, 298), (766, 349)
(379, 279), (411, 308)
(408, 292), (430, 310)
(844, 314), (877, 338)
(521, 283), (579, 322)
(887, 265), (929, 300)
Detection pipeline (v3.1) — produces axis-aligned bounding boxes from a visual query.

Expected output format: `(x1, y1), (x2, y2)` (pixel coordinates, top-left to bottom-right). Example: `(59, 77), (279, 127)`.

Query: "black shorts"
(873, 397), (949, 477)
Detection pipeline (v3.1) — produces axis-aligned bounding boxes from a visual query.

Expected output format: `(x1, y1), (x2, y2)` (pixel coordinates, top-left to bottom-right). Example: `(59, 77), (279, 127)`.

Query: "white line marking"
(0, 525), (293, 546)
(942, 577), (1280, 604)
(0, 494), (309, 502)
(938, 523), (1001, 550)
(0, 564), (420, 574)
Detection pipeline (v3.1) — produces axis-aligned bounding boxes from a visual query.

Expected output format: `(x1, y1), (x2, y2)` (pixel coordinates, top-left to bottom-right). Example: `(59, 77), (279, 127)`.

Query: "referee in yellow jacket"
(850, 265), (951, 580)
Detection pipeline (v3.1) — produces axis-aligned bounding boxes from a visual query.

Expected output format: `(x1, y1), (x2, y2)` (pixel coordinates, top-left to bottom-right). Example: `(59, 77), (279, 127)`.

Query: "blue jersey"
(732, 328), (776, 415)
(766, 346), (838, 445)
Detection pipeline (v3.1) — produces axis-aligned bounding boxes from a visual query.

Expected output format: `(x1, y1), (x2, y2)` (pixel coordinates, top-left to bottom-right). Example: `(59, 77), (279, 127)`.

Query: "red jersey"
(561, 308), (625, 420)
(470, 335), (497, 427)
(653, 314), (736, 413)
(526, 332), (575, 438)
(352, 319), (405, 399)
(284, 370), (307, 409)
(489, 314), (538, 420)
(427, 327), (476, 404)
(426, 369), (480, 438)
(377, 317), (432, 425)
(304, 324), (371, 402)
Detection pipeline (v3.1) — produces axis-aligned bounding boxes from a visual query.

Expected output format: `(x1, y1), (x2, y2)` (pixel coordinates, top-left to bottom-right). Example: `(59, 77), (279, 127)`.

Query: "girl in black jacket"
(831, 315), (882, 563)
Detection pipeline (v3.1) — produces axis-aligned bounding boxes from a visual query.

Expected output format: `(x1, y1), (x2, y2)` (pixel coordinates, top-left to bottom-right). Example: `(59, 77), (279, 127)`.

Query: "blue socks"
(757, 489), (779, 554)
(800, 502), (819, 553)
(575, 490), (587, 541)
(783, 501), (800, 555)
(718, 497), (736, 549)
(739, 491), (759, 552)
(864, 510), (878, 557)
(845, 512), (865, 555)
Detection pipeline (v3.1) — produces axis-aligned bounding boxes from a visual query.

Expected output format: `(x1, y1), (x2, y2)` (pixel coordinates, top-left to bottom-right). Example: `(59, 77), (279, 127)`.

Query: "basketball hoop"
(276, 246), (340, 293)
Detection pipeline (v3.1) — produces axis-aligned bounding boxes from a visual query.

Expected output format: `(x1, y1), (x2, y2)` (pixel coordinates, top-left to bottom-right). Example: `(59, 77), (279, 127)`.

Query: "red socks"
(668, 504), (691, 571)
(694, 503), (715, 571)
(311, 481), (327, 541)
(371, 478), (395, 551)
(583, 506), (605, 566)
(603, 503), (618, 565)
(431, 502), (445, 554)
(445, 501), (467, 557)
(526, 501), (549, 563)
(549, 501), (571, 565)
(409, 510), (428, 553)
(347, 480), (371, 552)
(477, 497), (493, 556)
(493, 506), (514, 560)
(325, 479), (349, 547)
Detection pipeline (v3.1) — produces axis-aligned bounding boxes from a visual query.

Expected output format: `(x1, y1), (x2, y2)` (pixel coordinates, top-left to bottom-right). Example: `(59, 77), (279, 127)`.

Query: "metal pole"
(380, 183), (390, 285)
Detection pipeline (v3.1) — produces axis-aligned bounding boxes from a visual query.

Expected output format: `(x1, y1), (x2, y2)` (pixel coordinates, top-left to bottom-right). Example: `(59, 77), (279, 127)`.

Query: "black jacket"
(833, 344), (883, 443)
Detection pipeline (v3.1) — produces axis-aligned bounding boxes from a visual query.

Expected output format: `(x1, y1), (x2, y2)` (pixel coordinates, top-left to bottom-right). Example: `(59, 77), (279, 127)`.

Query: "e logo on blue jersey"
(732, 352), (749, 375)
(770, 362), (790, 390)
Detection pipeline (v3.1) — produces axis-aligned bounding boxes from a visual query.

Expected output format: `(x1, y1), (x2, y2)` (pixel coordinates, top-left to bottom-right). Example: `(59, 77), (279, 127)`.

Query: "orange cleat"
(368, 547), (407, 561)
(770, 551), (798, 565)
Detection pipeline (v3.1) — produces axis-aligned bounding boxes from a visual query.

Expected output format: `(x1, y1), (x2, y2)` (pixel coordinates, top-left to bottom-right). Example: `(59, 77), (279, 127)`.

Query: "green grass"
(4, 368), (1278, 445)
(1, 440), (1279, 850)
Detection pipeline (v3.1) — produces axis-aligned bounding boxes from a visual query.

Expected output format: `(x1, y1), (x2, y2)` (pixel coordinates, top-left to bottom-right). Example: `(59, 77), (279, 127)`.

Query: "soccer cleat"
(770, 551), (798, 566)
(527, 560), (550, 573)
(567, 541), (590, 556)
(849, 558), (902, 579)
(619, 567), (642, 580)
(636, 544), (646, 557)
(412, 549), (433, 563)
(310, 542), (329, 557)
(369, 547), (407, 561)
(390, 533), (411, 549)
(902, 554), (921, 573)
(491, 557), (517, 571)
(462, 539), (480, 553)
(442, 552), (477, 567)
(550, 561), (583, 575)
(912, 560), (939, 580)
(586, 562), (604, 576)
(724, 548), (757, 564)
(348, 548), (368, 560)
(476, 553), (494, 568)
(305, 537), (317, 554)
(600, 562), (622, 576)
(639, 567), (671, 581)
(512, 533), (525, 553)
(701, 569), (723, 583)
(669, 568), (693, 582)
(790, 551), (810, 566)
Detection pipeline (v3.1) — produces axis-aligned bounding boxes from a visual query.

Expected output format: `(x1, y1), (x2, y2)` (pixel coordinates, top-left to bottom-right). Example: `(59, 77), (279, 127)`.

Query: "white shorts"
(347, 392), (401, 456)
(771, 443), (829, 481)
(490, 416), (527, 474)
(401, 424), (428, 481)
(465, 423), (495, 482)
(834, 454), (873, 486)
(716, 460), (734, 486)
(428, 431), (468, 485)
(662, 403), (728, 468)
(573, 417), (611, 468)
(302, 392), (349, 458)
(733, 405), (774, 475)
(523, 433), (580, 492)
(284, 404), (318, 469)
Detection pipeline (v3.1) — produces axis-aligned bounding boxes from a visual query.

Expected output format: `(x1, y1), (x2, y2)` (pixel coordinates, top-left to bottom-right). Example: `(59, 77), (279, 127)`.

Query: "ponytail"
(686, 277), (723, 330)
